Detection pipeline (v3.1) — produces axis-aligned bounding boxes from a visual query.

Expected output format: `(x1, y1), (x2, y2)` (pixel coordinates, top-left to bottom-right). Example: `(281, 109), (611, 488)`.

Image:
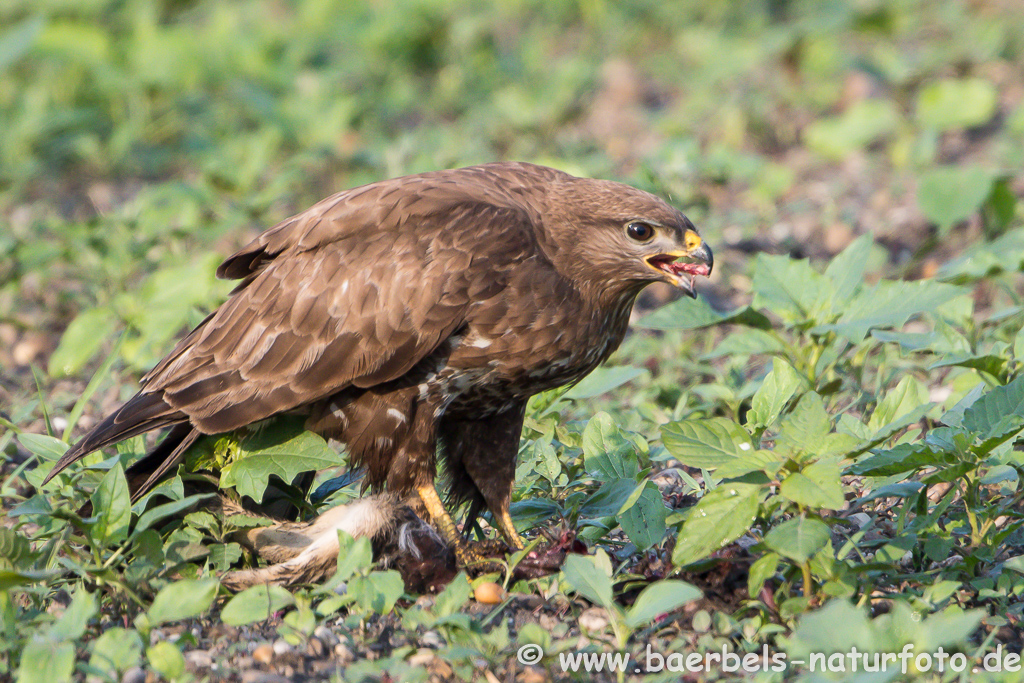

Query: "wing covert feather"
(141, 172), (544, 434)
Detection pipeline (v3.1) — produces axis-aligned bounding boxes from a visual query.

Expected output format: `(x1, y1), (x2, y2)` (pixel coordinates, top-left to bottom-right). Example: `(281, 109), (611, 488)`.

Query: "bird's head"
(543, 176), (713, 300)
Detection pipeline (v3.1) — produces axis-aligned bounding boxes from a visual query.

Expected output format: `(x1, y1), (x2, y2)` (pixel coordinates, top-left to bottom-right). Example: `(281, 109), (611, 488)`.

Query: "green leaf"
(89, 627), (143, 674)
(0, 568), (60, 590)
(48, 307), (118, 377)
(16, 639), (75, 683)
(581, 413), (639, 480)
(980, 464), (1018, 488)
(917, 78), (998, 131)
(748, 359), (804, 429)
(0, 527), (35, 567)
(208, 542), (242, 570)
(146, 641), (184, 680)
(779, 459), (844, 510)
(432, 571), (472, 618)
(672, 483), (760, 566)
(509, 498), (561, 530)
(16, 433), (68, 462)
(661, 418), (754, 469)
(785, 600), (874, 655)
(562, 553), (614, 608)
(849, 442), (948, 477)
(701, 329), (786, 359)
(937, 228), (1024, 283)
(617, 482), (668, 551)
(751, 253), (832, 325)
(962, 375), (1024, 438)
(49, 587), (97, 641)
(351, 570), (405, 614)
(579, 478), (637, 518)
(774, 392), (830, 456)
(0, 15), (44, 72)
(132, 493), (217, 539)
(530, 438), (561, 483)
(824, 234), (873, 303)
(221, 584), (296, 626)
(145, 577), (219, 626)
(869, 375), (928, 432)
(805, 99), (900, 160)
(122, 254), (224, 369)
(748, 552), (779, 597)
(624, 580), (702, 628)
(564, 365), (646, 399)
(637, 296), (771, 330)
(318, 532), (374, 593)
(220, 423), (344, 503)
(91, 462), (132, 547)
(813, 280), (965, 341)
(763, 516), (830, 563)
(917, 166), (996, 233)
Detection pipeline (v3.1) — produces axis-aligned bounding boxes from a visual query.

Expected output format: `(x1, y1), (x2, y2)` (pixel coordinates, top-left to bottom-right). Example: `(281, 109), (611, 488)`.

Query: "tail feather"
(42, 392), (187, 486)
(127, 425), (201, 501)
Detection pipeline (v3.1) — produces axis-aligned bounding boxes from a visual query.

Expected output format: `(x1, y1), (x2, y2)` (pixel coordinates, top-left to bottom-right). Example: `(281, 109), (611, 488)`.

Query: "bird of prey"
(43, 162), (712, 565)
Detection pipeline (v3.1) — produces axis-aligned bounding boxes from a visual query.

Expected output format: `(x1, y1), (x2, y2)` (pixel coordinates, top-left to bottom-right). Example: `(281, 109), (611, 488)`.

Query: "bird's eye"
(625, 221), (655, 242)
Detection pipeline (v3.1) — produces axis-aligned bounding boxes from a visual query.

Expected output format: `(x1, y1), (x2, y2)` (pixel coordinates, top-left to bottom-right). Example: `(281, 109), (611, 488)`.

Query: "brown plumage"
(43, 162), (712, 564)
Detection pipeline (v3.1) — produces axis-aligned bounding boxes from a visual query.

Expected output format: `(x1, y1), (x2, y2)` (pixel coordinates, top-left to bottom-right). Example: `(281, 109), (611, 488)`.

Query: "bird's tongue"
(652, 256), (711, 278)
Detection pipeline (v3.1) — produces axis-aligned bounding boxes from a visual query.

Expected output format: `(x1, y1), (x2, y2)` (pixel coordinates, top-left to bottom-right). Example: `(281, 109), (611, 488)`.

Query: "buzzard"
(43, 162), (712, 565)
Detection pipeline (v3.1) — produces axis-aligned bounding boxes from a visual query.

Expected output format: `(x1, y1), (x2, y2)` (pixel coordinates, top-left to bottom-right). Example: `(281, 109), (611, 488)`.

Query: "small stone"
(12, 333), (47, 366)
(313, 625), (339, 647)
(538, 614), (559, 631)
(185, 650), (213, 668)
(578, 607), (609, 633)
(521, 665), (549, 683)
(121, 667), (147, 683)
(848, 513), (871, 529)
(307, 637), (325, 657)
(252, 643), (274, 665)
(241, 673), (292, 683)
(334, 643), (354, 664)
(272, 639), (292, 656)
(420, 630), (445, 649)
(408, 648), (436, 667)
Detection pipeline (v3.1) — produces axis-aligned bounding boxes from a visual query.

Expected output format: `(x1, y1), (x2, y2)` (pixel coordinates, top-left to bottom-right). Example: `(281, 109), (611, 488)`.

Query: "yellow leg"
(417, 484), (496, 568)
(492, 506), (524, 550)
(416, 484), (460, 545)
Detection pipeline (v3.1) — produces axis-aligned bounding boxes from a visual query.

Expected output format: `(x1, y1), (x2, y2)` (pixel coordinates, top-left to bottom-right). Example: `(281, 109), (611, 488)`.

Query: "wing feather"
(140, 170), (545, 434)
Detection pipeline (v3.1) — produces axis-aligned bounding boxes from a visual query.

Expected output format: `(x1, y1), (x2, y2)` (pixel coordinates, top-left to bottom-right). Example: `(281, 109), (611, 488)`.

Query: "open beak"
(645, 235), (713, 299)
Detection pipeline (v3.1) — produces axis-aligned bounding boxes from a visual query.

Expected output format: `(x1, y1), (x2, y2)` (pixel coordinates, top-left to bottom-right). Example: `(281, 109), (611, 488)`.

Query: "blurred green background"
(3, 3), (1024, 679)
(2, 0), (1022, 420)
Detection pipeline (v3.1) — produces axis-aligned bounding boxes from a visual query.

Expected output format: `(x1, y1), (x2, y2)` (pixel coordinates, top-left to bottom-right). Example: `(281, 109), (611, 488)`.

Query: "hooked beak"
(644, 232), (713, 299)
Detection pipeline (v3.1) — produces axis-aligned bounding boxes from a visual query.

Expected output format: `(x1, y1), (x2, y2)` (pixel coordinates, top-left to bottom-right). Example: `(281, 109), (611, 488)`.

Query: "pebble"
(408, 648), (436, 667)
(241, 673), (291, 683)
(578, 607), (609, 633)
(185, 650), (213, 668)
(272, 639), (292, 656)
(538, 614), (559, 631)
(420, 630), (445, 649)
(313, 625), (339, 647)
(307, 637), (325, 657)
(521, 666), (548, 683)
(848, 512), (871, 528)
(121, 667), (147, 683)
(252, 643), (274, 665)
(334, 643), (354, 663)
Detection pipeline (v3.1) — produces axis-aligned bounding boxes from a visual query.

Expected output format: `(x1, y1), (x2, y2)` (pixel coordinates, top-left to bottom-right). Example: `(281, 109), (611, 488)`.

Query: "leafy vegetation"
(3, 0), (1024, 681)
